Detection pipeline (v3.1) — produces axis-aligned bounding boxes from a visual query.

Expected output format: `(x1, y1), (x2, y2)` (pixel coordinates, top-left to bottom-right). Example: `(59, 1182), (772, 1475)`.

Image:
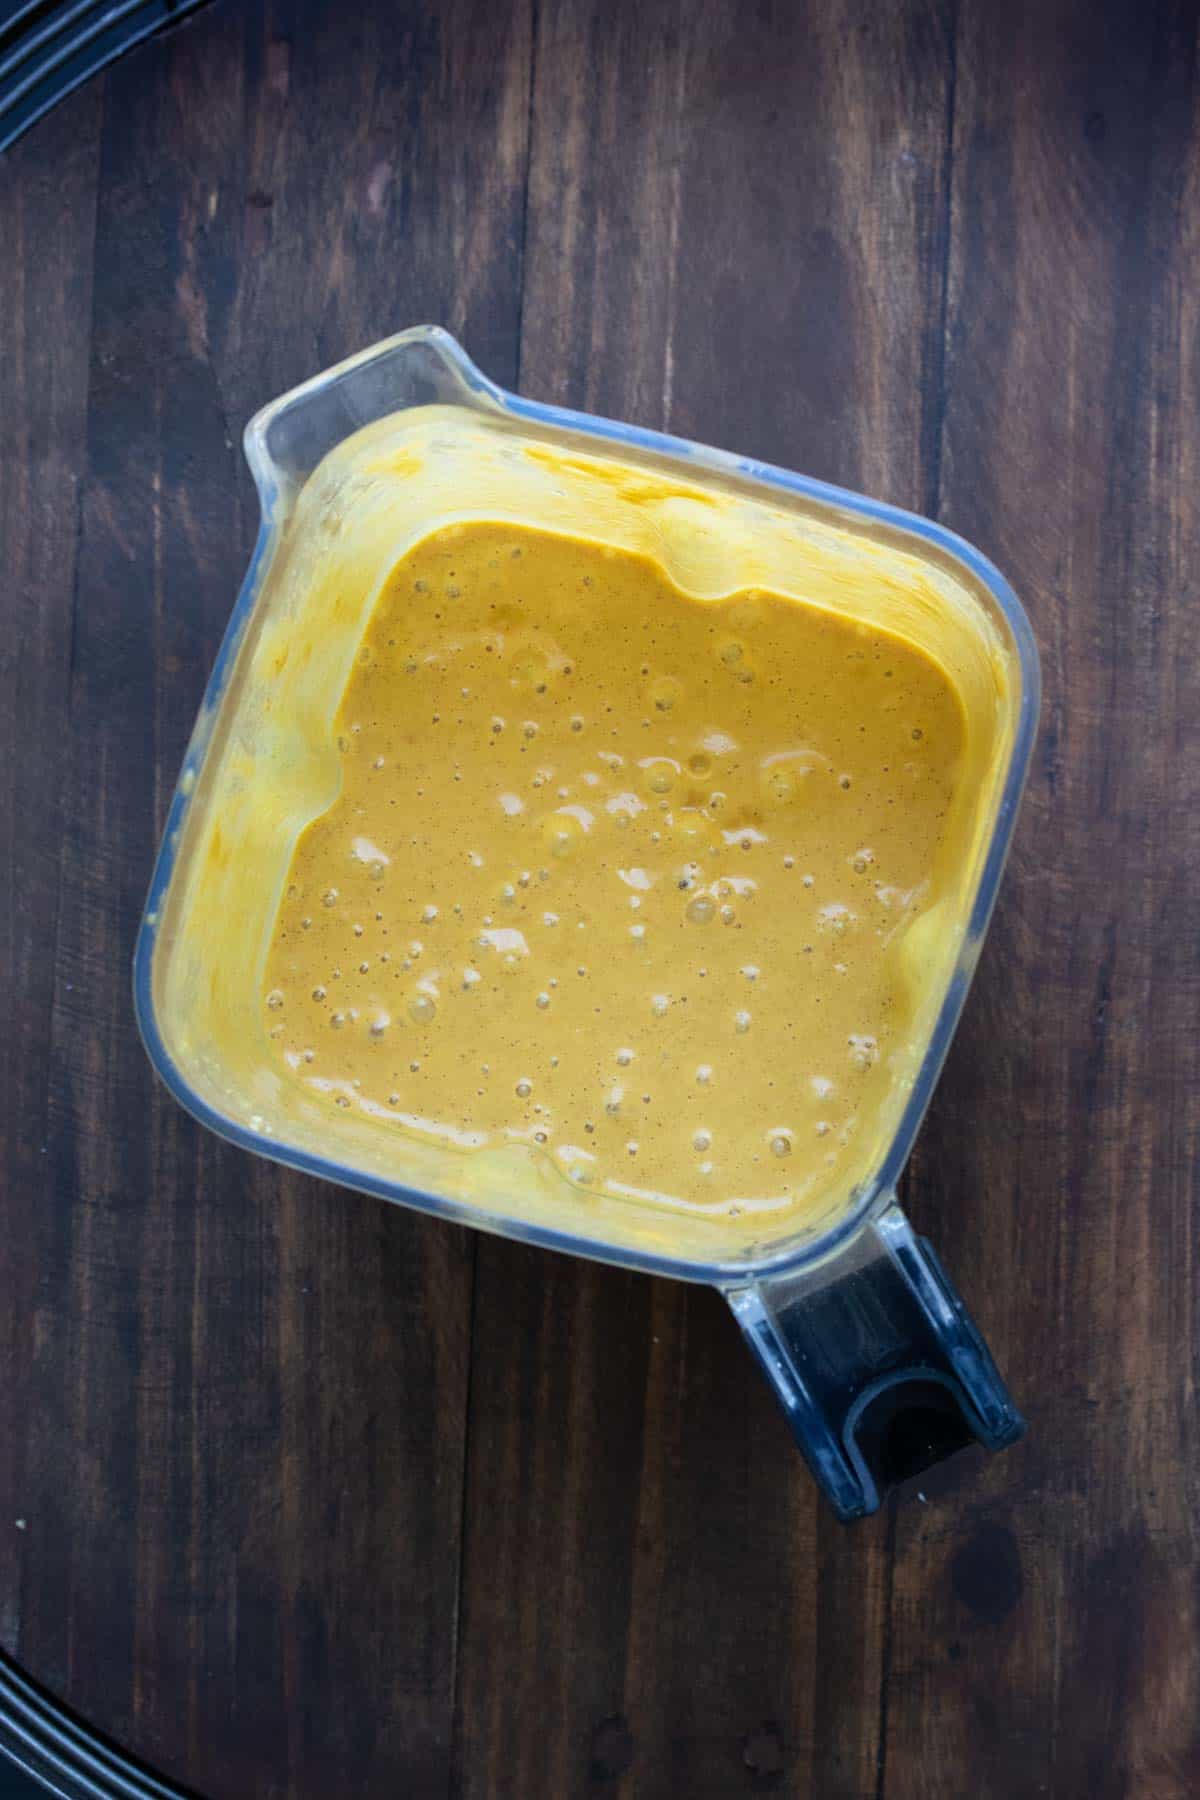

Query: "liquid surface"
(262, 522), (965, 1219)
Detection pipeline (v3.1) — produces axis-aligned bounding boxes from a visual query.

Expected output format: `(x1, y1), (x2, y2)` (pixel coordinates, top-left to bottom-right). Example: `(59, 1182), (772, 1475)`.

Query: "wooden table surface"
(3, 1), (1198, 1795)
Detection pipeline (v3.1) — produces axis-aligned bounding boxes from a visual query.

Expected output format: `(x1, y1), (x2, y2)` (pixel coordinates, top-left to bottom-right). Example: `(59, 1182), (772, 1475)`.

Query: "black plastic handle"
(727, 1201), (1025, 1520)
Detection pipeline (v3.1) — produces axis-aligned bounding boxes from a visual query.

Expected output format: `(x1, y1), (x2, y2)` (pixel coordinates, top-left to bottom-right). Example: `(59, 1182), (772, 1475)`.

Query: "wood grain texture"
(0, 83), (104, 1670)
(454, 4), (956, 1796)
(883, 5), (1200, 1797)
(1, 0), (531, 1795)
(2, 0), (1199, 1796)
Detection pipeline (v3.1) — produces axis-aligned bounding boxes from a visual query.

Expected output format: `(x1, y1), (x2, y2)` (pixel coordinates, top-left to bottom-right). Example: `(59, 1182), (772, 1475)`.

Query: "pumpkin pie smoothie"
(260, 519), (966, 1219)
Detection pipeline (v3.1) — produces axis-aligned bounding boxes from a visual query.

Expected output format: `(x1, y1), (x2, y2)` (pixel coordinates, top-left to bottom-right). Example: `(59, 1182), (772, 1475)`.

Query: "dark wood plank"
(0, 87), (103, 1661)
(452, 4), (956, 1795)
(2, 1), (531, 1794)
(881, 3), (1200, 1796)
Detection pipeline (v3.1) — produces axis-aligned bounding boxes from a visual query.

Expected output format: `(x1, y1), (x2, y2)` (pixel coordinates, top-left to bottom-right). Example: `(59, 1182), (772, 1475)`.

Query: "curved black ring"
(0, 1650), (197, 1798)
(0, 0), (212, 155)
(3, 0), (210, 1790)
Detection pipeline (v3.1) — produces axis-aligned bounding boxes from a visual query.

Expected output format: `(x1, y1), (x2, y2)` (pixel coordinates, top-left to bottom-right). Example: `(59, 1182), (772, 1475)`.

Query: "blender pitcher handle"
(725, 1201), (1024, 1520)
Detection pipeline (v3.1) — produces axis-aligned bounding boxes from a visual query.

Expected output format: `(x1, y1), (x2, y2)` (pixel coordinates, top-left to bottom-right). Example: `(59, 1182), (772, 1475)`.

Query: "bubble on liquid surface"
(671, 809), (716, 854)
(647, 674), (682, 713)
(512, 645), (552, 691)
(760, 748), (827, 807)
(542, 810), (587, 858)
(642, 759), (677, 796)
(408, 994), (437, 1025)
(685, 895), (715, 925)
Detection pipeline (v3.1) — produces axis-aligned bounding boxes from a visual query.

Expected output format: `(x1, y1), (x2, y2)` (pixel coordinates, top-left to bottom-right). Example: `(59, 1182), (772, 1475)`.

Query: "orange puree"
(260, 521), (966, 1217)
